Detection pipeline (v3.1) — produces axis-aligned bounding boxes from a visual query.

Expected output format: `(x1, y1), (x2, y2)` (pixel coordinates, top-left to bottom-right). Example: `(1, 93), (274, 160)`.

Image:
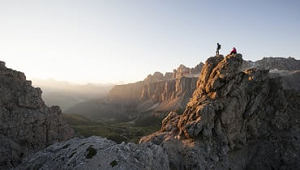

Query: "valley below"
(62, 113), (162, 144)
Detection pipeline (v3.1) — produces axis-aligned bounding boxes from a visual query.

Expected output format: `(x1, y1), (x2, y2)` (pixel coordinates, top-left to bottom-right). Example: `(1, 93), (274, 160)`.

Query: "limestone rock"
(144, 71), (164, 83)
(0, 61), (75, 169)
(174, 64), (190, 79)
(17, 136), (170, 170)
(141, 54), (300, 169)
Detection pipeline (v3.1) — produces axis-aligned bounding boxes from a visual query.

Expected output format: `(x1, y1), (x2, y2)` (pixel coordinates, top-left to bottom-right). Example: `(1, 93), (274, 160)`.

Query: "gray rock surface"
(17, 136), (170, 170)
(141, 54), (300, 169)
(0, 61), (75, 169)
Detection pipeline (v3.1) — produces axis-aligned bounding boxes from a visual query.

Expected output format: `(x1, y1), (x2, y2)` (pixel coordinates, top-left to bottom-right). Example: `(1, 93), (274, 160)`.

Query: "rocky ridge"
(140, 54), (300, 169)
(0, 61), (75, 169)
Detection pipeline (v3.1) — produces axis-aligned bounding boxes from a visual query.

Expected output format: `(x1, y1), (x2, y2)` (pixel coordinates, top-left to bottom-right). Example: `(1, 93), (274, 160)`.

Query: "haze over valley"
(31, 78), (113, 111)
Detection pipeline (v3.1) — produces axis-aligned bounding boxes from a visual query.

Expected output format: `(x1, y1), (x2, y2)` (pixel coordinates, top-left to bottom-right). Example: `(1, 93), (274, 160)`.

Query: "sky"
(0, 0), (299, 84)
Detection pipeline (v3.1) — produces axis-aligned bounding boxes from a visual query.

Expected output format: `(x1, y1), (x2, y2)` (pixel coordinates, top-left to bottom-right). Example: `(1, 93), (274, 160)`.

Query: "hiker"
(230, 47), (237, 55)
(216, 43), (221, 55)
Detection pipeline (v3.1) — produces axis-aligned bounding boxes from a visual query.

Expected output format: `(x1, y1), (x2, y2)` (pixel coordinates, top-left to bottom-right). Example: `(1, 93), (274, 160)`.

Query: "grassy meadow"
(62, 114), (162, 144)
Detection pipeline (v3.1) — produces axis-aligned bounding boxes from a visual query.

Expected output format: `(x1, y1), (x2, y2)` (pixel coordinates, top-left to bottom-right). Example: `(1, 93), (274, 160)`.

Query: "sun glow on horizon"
(1, 0), (299, 84)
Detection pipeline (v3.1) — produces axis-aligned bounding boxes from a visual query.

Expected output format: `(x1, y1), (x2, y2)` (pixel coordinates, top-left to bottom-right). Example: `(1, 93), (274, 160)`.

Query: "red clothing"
(230, 48), (237, 55)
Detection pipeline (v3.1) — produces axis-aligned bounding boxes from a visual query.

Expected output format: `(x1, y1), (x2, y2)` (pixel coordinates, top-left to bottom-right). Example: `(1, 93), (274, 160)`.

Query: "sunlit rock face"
(141, 54), (300, 170)
(107, 63), (203, 108)
(106, 63), (203, 120)
(0, 61), (75, 169)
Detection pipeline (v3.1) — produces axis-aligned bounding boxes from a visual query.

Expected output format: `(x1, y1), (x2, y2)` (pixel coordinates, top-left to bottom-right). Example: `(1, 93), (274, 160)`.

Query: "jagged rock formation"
(140, 54), (300, 169)
(17, 136), (169, 170)
(0, 61), (75, 169)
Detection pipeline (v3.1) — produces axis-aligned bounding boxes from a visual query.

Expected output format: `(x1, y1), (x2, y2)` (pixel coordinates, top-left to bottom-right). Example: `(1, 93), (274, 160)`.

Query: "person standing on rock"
(216, 43), (221, 55)
(230, 47), (237, 55)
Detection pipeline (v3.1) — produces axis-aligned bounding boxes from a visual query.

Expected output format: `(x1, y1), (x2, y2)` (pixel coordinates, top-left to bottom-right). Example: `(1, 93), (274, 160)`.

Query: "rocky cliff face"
(140, 76), (198, 111)
(140, 54), (300, 169)
(106, 63), (203, 119)
(108, 63), (203, 109)
(0, 61), (75, 169)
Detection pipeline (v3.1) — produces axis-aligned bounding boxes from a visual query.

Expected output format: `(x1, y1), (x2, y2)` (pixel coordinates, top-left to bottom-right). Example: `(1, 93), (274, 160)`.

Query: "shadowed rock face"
(0, 61), (75, 169)
(140, 54), (300, 169)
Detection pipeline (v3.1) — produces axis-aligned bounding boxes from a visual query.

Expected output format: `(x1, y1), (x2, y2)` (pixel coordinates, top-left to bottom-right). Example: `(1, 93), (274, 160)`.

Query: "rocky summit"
(141, 54), (300, 169)
(0, 61), (75, 169)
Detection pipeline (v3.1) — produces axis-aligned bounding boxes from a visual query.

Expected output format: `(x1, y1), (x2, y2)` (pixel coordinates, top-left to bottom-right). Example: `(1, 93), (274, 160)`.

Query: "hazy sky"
(1, 0), (299, 84)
